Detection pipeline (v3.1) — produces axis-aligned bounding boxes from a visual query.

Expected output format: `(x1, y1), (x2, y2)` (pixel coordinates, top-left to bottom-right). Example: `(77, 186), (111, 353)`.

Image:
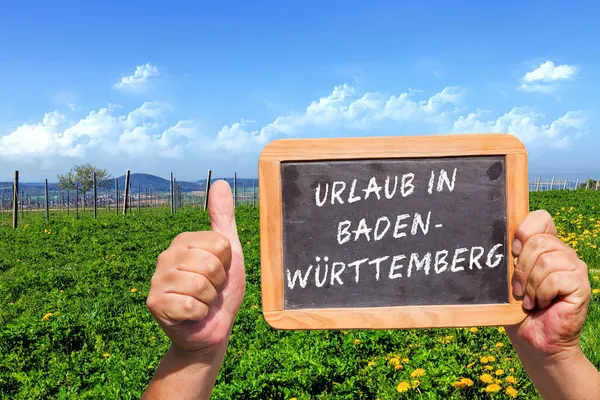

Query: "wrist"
(169, 339), (230, 367)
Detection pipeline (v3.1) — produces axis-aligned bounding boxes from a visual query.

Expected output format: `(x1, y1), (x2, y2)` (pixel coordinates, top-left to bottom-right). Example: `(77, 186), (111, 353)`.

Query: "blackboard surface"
(281, 156), (508, 310)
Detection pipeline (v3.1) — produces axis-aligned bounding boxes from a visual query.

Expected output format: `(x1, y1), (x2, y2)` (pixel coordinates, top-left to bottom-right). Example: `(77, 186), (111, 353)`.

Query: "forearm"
(509, 334), (600, 400)
(142, 342), (228, 400)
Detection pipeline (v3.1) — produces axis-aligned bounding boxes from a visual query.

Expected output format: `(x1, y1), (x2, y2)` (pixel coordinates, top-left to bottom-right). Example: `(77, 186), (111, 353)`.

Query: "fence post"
(575, 179), (579, 190)
(535, 176), (540, 192)
(234, 172), (237, 207)
(92, 172), (97, 219)
(549, 177), (554, 190)
(204, 170), (212, 211)
(123, 170), (130, 215)
(20, 189), (24, 221)
(45, 179), (49, 222)
(12, 171), (18, 229)
(563, 178), (568, 190)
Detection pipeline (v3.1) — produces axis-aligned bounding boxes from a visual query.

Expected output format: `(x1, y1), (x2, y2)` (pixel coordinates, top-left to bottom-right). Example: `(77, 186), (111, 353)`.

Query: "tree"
(57, 164), (113, 208)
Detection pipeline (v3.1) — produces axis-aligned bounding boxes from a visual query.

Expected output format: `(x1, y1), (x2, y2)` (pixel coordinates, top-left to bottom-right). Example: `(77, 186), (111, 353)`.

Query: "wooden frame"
(259, 133), (529, 330)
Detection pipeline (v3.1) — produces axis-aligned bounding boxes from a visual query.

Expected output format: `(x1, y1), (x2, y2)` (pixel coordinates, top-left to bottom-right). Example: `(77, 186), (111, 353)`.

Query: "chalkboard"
(259, 134), (528, 330)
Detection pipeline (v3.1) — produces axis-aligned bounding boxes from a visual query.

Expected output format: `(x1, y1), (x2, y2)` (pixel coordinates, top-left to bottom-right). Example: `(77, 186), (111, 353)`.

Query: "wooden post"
(20, 189), (24, 220)
(535, 176), (540, 191)
(170, 172), (174, 215)
(76, 183), (79, 219)
(44, 179), (49, 222)
(67, 190), (70, 215)
(234, 172), (237, 207)
(115, 178), (119, 215)
(204, 169), (212, 211)
(563, 178), (568, 190)
(575, 179), (579, 190)
(12, 171), (18, 229)
(123, 170), (130, 215)
(549, 177), (554, 190)
(93, 172), (97, 219)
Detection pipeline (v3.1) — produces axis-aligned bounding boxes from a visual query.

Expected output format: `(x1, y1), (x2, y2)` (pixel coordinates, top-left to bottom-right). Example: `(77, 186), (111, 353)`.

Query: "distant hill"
(0, 173), (258, 196)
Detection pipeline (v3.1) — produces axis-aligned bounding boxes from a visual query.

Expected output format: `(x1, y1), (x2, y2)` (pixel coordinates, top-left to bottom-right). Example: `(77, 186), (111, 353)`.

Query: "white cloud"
(112, 63), (160, 92)
(0, 79), (586, 175)
(213, 84), (464, 151)
(213, 83), (585, 152)
(452, 107), (586, 148)
(519, 60), (578, 93)
(0, 102), (193, 161)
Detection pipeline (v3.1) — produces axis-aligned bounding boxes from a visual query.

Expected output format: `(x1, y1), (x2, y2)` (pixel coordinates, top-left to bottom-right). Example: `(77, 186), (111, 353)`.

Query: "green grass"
(0, 191), (598, 399)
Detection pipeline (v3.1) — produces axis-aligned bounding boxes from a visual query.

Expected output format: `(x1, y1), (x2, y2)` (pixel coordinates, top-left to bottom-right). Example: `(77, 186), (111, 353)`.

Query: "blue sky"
(1, 0), (599, 182)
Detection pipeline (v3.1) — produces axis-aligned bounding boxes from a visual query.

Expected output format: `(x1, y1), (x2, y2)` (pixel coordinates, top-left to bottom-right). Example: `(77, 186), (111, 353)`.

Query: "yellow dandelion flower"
(470, 327), (478, 333)
(130, 288), (137, 293)
(505, 386), (518, 398)
(594, 276), (600, 281)
(509, 368), (515, 373)
(411, 380), (420, 388)
(396, 381), (411, 393)
(484, 383), (502, 393)
(389, 356), (400, 365)
(103, 353), (110, 358)
(495, 369), (504, 376)
(506, 376), (517, 384)
(452, 377), (474, 388)
(488, 355), (496, 362)
(411, 368), (426, 378)
(496, 342), (504, 347)
(483, 365), (492, 371)
(354, 339), (361, 345)
(480, 356), (489, 364)
(482, 345), (488, 350)
(480, 374), (493, 383)
(592, 289), (600, 294)
(368, 361), (376, 367)
(467, 363), (474, 369)
(402, 358), (409, 364)
(394, 364), (403, 370)
(42, 312), (54, 321)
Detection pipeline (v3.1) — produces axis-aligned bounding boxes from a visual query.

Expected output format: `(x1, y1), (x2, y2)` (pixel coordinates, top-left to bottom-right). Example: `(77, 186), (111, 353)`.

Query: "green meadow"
(0, 190), (598, 399)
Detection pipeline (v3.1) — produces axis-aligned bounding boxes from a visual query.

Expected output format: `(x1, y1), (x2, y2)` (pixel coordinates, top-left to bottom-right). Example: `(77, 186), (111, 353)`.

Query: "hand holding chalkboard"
(259, 134), (528, 330)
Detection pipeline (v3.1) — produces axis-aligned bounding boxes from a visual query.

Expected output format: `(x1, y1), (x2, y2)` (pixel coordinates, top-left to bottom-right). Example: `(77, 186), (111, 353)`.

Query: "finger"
(512, 233), (569, 297)
(208, 180), (242, 255)
(521, 250), (579, 309)
(176, 248), (227, 292)
(535, 269), (586, 310)
(168, 231), (232, 272)
(513, 210), (558, 256)
(164, 269), (219, 306)
(147, 292), (209, 326)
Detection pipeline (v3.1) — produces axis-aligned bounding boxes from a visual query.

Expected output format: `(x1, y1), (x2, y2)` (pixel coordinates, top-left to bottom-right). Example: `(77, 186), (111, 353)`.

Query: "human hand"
(146, 180), (246, 356)
(505, 210), (591, 360)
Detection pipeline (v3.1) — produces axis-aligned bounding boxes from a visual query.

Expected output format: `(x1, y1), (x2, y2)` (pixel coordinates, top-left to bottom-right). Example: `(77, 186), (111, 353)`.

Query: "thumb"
(207, 180), (242, 253)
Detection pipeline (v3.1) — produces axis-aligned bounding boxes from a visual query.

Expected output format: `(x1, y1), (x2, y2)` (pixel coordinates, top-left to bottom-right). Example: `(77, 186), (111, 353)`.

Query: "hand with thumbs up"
(143, 181), (246, 400)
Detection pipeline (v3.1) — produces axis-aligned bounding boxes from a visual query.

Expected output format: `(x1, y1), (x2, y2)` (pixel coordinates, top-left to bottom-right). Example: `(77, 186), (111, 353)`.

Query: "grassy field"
(0, 190), (598, 399)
